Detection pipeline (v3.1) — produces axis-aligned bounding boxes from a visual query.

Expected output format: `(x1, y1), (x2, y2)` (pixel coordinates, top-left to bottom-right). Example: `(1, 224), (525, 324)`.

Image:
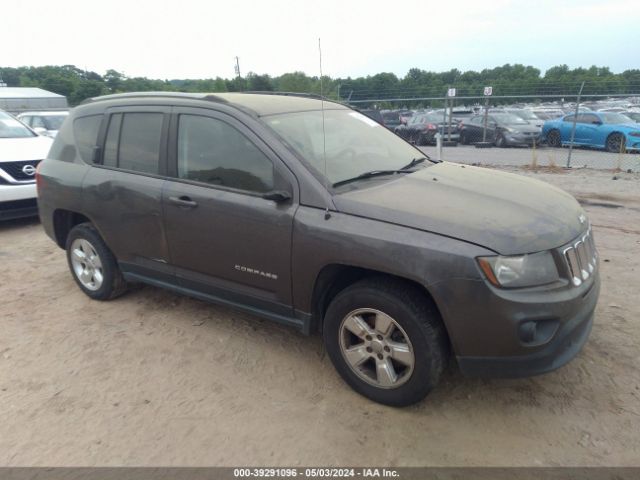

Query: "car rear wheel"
(547, 129), (562, 148)
(606, 133), (626, 153)
(66, 223), (127, 300)
(323, 278), (449, 407)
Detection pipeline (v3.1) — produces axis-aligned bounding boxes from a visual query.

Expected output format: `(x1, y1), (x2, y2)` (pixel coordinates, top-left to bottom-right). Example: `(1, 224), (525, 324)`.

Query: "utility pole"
(567, 81), (585, 168)
(234, 56), (241, 79)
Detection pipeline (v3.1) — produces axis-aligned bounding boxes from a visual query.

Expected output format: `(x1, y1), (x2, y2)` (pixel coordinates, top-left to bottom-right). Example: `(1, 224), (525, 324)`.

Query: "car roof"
(81, 92), (349, 117)
(17, 111), (69, 116)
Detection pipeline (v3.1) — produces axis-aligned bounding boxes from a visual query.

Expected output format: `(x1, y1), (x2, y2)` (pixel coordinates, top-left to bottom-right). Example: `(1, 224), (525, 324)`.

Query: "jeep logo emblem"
(22, 164), (36, 176)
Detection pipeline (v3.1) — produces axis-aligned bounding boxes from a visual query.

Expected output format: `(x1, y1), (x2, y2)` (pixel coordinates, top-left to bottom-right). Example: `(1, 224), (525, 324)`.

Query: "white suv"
(0, 110), (53, 220)
(16, 111), (69, 138)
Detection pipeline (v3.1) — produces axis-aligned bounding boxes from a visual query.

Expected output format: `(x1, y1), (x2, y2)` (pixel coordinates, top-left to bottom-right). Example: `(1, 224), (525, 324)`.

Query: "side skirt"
(122, 271), (312, 334)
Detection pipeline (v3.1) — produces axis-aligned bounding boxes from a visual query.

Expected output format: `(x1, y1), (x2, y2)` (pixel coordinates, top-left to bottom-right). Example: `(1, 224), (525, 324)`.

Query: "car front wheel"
(606, 133), (626, 153)
(323, 278), (449, 407)
(547, 129), (562, 148)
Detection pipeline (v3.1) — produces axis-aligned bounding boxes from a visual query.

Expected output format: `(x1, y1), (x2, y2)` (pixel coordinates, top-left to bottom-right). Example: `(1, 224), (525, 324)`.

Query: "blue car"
(542, 111), (640, 152)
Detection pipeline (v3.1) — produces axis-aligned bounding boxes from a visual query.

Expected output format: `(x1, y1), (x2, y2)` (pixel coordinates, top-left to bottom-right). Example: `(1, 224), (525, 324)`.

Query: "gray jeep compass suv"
(37, 92), (600, 406)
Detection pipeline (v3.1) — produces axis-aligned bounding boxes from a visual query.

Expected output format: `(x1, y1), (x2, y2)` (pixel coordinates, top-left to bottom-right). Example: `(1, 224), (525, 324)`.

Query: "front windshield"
(492, 113), (529, 125)
(511, 110), (539, 121)
(600, 113), (633, 124)
(41, 115), (67, 130)
(264, 109), (428, 185)
(0, 111), (35, 138)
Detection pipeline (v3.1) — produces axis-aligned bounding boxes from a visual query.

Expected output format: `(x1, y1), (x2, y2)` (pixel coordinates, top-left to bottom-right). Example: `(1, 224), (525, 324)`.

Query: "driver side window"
(177, 115), (274, 193)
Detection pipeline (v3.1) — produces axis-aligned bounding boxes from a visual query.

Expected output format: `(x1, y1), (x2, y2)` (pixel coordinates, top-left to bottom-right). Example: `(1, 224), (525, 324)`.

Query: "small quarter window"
(73, 115), (103, 163)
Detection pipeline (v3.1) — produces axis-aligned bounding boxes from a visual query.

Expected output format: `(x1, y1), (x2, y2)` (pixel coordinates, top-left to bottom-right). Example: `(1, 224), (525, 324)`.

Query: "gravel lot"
(420, 144), (640, 172)
(1, 166), (639, 467)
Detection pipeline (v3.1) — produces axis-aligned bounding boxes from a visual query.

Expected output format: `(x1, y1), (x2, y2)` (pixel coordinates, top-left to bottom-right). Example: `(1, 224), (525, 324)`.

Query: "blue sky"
(4, 0), (639, 79)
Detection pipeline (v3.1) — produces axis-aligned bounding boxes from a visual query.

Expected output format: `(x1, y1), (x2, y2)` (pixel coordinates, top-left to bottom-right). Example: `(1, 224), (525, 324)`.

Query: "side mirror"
(591, 120), (602, 125)
(33, 127), (48, 135)
(262, 190), (291, 203)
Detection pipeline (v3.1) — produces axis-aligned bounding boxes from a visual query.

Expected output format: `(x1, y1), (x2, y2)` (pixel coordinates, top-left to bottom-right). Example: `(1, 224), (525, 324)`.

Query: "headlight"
(477, 251), (559, 288)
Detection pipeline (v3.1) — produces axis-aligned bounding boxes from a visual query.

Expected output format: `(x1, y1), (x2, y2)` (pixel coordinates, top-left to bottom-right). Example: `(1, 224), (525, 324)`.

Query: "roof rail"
(80, 91), (229, 106)
(243, 91), (333, 101)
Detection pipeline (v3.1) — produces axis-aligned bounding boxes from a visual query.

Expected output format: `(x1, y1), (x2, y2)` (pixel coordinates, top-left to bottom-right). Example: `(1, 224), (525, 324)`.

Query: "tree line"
(1, 64), (639, 108)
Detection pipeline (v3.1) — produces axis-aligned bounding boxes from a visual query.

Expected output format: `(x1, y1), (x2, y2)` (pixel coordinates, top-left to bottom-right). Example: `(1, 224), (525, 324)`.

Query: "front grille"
(563, 228), (597, 286)
(0, 160), (41, 181)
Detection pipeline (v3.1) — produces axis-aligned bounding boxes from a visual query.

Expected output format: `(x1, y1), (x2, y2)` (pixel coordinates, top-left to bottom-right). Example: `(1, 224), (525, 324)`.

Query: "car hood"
(333, 162), (585, 255)
(0, 136), (53, 162)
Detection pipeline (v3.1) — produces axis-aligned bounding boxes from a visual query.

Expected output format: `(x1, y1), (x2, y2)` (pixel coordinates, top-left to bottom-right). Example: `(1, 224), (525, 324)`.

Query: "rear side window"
(74, 115), (103, 163)
(177, 115), (274, 193)
(102, 112), (163, 174)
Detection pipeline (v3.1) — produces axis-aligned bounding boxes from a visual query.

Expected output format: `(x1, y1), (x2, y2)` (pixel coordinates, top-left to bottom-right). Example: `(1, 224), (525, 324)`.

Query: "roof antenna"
(319, 37), (331, 220)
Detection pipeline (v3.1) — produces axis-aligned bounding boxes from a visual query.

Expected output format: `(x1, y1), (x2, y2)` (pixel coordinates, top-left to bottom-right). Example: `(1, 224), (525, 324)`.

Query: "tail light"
(36, 161), (43, 194)
(426, 123), (437, 130)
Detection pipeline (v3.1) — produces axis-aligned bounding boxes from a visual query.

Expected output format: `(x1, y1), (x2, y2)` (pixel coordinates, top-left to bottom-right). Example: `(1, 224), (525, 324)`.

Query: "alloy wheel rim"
(339, 308), (415, 389)
(70, 238), (104, 291)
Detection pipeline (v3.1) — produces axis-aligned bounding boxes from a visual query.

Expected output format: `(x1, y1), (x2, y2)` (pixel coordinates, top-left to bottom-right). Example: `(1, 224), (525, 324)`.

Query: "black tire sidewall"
(65, 224), (121, 300)
(323, 284), (444, 407)
(607, 133), (624, 153)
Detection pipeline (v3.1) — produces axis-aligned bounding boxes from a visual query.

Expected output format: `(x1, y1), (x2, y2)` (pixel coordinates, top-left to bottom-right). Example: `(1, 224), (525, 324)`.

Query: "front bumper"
(456, 275), (598, 377)
(0, 183), (38, 220)
(430, 264), (600, 379)
(504, 132), (541, 146)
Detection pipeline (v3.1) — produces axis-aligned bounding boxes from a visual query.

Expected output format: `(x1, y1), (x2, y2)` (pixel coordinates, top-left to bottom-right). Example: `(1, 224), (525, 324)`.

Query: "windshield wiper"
(332, 169), (410, 188)
(400, 156), (428, 170)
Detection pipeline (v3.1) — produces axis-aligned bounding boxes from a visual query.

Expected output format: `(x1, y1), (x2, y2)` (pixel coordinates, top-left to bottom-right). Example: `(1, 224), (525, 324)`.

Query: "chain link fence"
(347, 87), (640, 172)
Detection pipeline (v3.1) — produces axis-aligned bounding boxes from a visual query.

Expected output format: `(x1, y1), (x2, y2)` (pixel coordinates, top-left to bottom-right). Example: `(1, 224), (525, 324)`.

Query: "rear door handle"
(168, 196), (198, 208)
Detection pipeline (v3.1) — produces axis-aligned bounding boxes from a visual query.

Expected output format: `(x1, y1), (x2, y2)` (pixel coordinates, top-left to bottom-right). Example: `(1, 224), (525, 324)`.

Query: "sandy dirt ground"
(0, 166), (639, 467)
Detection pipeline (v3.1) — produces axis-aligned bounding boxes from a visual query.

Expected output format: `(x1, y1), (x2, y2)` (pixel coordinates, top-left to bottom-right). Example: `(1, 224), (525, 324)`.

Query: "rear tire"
(606, 133), (626, 153)
(65, 223), (127, 300)
(547, 129), (562, 148)
(323, 278), (449, 407)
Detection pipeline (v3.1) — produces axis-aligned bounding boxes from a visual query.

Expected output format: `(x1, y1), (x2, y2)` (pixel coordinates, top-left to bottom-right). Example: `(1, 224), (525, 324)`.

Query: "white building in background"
(0, 87), (68, 113)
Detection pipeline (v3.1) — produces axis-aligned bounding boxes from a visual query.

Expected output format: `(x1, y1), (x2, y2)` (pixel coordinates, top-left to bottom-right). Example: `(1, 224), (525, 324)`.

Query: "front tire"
(547, 129), (562, 148)
(66, 223), (127, 300)
(323, 278), (449, 407)
(606, 133), (626, 153)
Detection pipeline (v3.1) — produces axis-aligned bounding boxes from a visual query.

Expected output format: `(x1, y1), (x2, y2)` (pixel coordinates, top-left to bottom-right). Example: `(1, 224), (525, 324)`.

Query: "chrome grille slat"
(563, 227), (597, 287)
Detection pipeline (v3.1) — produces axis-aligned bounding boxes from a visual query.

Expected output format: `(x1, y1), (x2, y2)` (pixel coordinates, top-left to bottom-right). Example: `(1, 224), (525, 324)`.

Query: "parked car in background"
(398, 110), (414, 125)
(358, 109), (384, 125)
(17, 111), (69, 138)
(543, 112), (640, 153)
(394, 112), (460, 145)
(0, 110), (53, 219)
(459, 113), (541, 146)
(502, 108), (545, 128)
(380, 110), (402, 130)
(622, 111), (640, 123)
(531, 109), (565, 121)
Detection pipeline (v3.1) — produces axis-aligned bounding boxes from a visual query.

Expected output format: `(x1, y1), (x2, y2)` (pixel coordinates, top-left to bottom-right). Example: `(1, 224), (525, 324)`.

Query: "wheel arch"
(309, 264), (449, 340)
(52, 209), (92, 248)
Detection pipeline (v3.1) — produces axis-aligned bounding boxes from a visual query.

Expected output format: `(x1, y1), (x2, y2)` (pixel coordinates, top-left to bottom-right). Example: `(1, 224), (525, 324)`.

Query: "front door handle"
(168, 196), (198, 208)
